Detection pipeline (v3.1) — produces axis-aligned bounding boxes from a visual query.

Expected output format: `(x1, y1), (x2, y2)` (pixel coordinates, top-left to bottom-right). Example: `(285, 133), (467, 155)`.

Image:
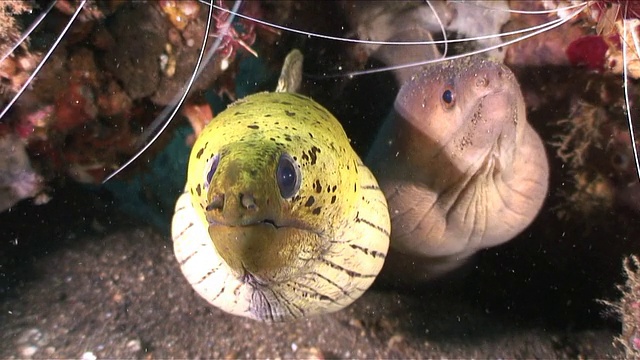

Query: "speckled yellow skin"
(172, 92), (390, 321)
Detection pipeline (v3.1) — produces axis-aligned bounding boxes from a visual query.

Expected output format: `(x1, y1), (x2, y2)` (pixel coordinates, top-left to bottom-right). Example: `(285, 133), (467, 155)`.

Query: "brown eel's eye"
(442, 89), (455, 108)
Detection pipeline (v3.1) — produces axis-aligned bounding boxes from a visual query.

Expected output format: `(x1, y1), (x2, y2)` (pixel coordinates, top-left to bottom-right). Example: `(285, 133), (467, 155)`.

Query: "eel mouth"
(207, 219), (325, 282)
(259, 219), (280, 228)
(207, 218), (284, 229)
(208, 216), (320, 235)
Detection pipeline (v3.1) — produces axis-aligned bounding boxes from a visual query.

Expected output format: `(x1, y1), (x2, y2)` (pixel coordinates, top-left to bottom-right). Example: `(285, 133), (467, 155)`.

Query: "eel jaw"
(207, 219), (324, 284)
(207, 215), (319, 234)
(257, 219), (279, 228)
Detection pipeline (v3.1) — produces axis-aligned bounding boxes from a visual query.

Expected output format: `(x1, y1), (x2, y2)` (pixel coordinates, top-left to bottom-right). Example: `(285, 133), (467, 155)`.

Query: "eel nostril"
(206, 193), (225, 211)
(476, 76), (489, 88)
(240, 193), (257, 210)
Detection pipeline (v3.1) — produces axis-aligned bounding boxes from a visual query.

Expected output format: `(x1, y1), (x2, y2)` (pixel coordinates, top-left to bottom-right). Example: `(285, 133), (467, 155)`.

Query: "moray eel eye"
(276, 153), (301, 199)
(204, 154), (219, 188)
(442, 89), (455, 108)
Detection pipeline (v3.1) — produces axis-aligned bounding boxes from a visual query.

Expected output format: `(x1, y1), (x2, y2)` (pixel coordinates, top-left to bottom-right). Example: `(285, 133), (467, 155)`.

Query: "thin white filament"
(0, 0), (87, 121)
(102, 0), (238, 182)
(426, 0), (448, 58)
(0, 0), (57, 64)
(621, 16), (640, 181)
(339, 3), (588, 78)
(201, 0), (585, 47)
(450, 0), (588, 15)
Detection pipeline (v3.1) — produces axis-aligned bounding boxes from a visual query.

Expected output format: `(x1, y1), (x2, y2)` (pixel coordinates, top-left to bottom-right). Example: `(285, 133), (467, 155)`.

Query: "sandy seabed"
(0, 184), (623, 359)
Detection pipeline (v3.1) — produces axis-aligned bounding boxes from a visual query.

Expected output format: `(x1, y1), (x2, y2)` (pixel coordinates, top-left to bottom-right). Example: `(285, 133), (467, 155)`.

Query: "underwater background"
(1, 0), (640, 358)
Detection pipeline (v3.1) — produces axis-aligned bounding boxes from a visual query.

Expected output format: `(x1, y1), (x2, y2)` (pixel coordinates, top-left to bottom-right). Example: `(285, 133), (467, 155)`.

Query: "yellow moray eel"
(171, 50), (390, 322)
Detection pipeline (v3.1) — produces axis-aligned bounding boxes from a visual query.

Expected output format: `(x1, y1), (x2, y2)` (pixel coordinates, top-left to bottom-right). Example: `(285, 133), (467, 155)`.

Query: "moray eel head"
(395, 56), (522, 175)
(175, 92), (390, 321)
(202, 140), (323, 282)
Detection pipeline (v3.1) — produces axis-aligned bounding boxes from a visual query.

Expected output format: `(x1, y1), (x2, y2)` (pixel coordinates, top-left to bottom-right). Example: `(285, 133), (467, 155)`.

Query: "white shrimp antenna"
(620, 8), (640, 181)
(337, 2), (588, 77)
(203, 0), (588, 78)
(0, 1), (57, 64)
(103, 0), (242, 183)
(0, 0), (87, 121)
(426, 0), (448, 58)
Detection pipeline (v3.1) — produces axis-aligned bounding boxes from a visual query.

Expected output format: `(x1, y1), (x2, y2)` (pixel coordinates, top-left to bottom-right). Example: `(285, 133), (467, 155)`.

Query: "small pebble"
(81, 351), (97, 360)
(295, 347), (324, 360)
(387, 334), (405, 349)
(126, 339), (142, 352)
(19, 345), (37, 358)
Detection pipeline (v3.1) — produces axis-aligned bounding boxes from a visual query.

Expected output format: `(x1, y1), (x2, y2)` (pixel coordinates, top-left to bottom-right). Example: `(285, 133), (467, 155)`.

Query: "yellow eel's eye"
(204, 154), (220, 189)
(276, 153), (301, 199)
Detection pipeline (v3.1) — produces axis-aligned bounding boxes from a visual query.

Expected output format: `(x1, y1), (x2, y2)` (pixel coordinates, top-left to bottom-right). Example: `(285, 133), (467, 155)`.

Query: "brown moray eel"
(367, 56), (549, 278)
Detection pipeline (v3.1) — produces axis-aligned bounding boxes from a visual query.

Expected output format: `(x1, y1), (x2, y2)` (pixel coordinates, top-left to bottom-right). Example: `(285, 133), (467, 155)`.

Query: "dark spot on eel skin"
(196, 147), (205, 159)
(234, 111), (244, 116)
(308, 146), (321, 165)
(311, 102), (325, 115)
(304, 196), (315, 207)
(247, 124), (259, 129)
(331, 195), (337, 204)
(312, 207), (322, 215)
(196, 184), (202, 197)
(314, 180), (322, 193)
(285, 110), (296, 117)
(285, 136), (292, 142)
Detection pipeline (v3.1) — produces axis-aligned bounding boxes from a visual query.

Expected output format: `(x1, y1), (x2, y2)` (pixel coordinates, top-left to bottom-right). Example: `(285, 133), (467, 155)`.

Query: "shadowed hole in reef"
(0, 182), (132, 301)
